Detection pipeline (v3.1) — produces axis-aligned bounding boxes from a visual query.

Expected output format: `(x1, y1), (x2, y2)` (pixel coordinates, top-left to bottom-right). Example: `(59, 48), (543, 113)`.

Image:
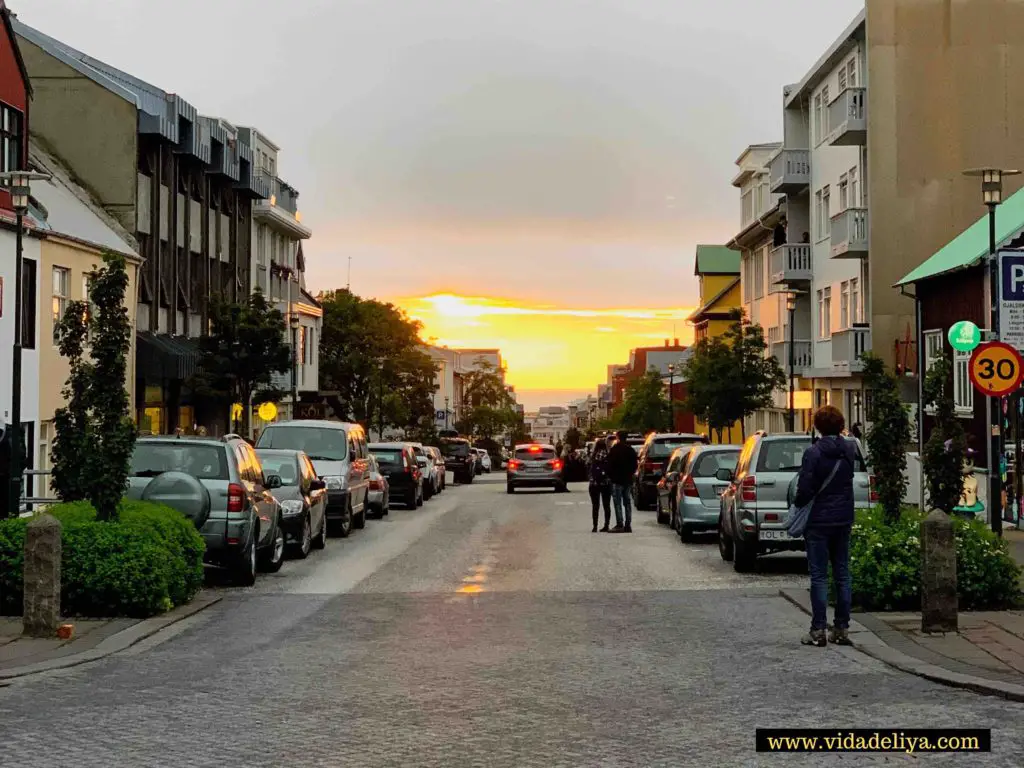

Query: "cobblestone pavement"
(1, 476), (1023, 766)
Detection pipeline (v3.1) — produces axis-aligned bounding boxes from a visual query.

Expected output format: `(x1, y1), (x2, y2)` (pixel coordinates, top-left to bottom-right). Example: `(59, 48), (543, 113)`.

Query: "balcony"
(832, 326), (871, 374)
(770, 340), (813, 373)
(769, 149), (811, 195)
(827, 87), (867, 146)
(830, 207), (869, 259)
(769, 244), (813, 288)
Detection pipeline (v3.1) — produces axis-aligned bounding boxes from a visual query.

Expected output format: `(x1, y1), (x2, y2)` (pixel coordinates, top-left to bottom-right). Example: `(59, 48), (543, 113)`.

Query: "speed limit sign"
(969, 341), (1024, 397)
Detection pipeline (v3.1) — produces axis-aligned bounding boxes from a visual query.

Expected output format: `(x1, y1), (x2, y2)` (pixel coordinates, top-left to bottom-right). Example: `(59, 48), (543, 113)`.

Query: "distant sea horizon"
(513, 388), (595, 411)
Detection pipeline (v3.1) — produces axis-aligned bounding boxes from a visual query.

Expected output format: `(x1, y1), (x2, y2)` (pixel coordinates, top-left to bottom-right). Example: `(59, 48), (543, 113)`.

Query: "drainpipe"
(901, 286), (925, 510)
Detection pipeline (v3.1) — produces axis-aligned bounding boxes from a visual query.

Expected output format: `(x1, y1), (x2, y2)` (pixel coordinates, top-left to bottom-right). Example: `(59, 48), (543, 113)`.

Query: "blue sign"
(1000, 251), (1024, 353)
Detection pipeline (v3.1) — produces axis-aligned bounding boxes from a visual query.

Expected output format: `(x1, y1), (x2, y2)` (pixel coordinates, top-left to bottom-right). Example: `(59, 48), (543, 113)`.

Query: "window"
(818, 287), (832, 338)
(849, 166), (858, 208)
(838, 173), (849, 210)
(953, 349), (974, 415)
(51, 267), (69, 343)
(849, 278), (860, 324)
(742, 256), (752, 303)
(814, 190), (823, 239)
(813, 94), (823, 144)
(840, 280), (850, 330)
(753, 247), (765, 299)
(21, 257), (36, 349)
(924, 331), (943, 371)
(838, 66), (847, 92)
(741, 189), (753, 225)
(822, 185), (831, 236)
(1, 104), (22, 173)
(848, 58), (857, 87)
(821, 85), (830, 135)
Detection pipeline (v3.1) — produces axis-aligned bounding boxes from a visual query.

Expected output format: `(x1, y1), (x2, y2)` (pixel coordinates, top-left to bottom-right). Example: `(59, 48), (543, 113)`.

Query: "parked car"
(471, 448), (485, 475)
(426, 446), (446, 490)
(127, 435), (286, 585)
(410, 442), (442, 499)
(441, 437), (476, 484)
(369, 442), (423, 508)
(670, 444), (740, 541)
(255, 420), (371, 537)
(366, 453), (390, 518)
(717, 432), (875, 572)
(506, 443), (566, 493)
(632, 433), (708, 511)
(474, 448), (493, 473)
(655, 446), (689, 527)
(255, 448), (329, 559)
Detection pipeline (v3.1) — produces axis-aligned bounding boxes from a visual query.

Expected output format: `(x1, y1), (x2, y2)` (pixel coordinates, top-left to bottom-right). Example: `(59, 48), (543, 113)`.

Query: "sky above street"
(17, 0), (864, 409)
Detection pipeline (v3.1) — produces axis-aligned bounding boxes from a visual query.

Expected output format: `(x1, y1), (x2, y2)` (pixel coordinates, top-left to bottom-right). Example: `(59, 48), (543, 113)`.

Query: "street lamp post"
(2, 171), (51, 519)
(786, 292), (798, 432)
(444, 396), (450, 429)
(964, 168), (1021, 537)
(289, 312), (300, 422)
(667, 363), (676, 432)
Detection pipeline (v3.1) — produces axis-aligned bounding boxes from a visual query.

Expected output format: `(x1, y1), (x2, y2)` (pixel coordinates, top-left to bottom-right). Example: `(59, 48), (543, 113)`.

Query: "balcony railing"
(827, 87), (867, 146)
(769, 149), (811, 194)
(769, 244), (813, 287)
(830, 207), (869, 259)
(832, 326), (871, 374)
(770, 340), (813, 372)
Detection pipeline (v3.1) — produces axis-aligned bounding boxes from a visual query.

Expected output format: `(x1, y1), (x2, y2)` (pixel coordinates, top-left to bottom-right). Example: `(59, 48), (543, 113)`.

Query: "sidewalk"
(1006, 527), (1024, 588)
(0, 593), (220, 683)
(780, 588), (1024, 701)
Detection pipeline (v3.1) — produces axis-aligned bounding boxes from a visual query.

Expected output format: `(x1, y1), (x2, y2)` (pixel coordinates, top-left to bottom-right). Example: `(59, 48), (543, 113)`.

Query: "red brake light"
(369, 479), (382, 490)
(741, 475), (757, 502)
(550, 459), (563, 471)
(682, 475), (698, 497)
(869, 475), (879, 503)
(529, 445), (542, 453)
(227, 483), (245, 513)
(764, 513), (779, 522)
(508, 459), (522, 471)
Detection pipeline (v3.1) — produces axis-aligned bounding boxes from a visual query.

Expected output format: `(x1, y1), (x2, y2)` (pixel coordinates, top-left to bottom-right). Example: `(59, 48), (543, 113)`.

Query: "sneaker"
(611, 525), (625, 533)
(801, 629), (827, 648)
(623, 526), (632, 533)
(600, 525), (610, 532)
(828, 626), (852, 646)
(592, 525), (598, 533)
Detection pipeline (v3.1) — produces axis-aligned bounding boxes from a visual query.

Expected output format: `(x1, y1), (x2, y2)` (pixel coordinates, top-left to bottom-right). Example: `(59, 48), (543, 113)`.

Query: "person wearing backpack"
(794, 405), (856, 648)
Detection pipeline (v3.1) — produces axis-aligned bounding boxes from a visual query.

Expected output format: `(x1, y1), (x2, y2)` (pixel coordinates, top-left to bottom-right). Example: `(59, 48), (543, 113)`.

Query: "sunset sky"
(18, 0), (865, 409)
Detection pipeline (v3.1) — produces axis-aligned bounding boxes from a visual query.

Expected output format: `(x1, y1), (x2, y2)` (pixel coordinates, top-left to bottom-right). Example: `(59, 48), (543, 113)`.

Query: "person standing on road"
(794, 405), (856, 648)
(607, 430), (639, 533)
(588, 440), (613, 532)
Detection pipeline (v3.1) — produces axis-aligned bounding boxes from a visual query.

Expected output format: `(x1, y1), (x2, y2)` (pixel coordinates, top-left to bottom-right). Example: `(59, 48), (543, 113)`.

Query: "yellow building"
(687, 244), (742, 444)
(31, 144), (141, 497)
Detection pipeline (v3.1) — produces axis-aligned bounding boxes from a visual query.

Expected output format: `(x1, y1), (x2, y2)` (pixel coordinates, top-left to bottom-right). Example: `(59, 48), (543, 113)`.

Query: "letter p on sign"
(1014, 264), (1024, 294)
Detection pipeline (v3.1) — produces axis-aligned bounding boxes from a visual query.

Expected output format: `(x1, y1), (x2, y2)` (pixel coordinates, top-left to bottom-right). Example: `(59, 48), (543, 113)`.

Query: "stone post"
(22, 514), (62, 638)
(920, 508), (958, 633)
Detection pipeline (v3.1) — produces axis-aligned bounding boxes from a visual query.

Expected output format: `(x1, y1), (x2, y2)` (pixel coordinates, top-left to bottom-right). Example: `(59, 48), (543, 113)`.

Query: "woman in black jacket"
(794, 405), (856, 647)
(589, 439), (613, 532)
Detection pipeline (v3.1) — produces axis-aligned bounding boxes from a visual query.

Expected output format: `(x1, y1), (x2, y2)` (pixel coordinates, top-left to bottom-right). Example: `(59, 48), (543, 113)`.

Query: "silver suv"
(126, 435), (286, 585)
(717, 432), (873, 572)
(506, 443), (566, 493)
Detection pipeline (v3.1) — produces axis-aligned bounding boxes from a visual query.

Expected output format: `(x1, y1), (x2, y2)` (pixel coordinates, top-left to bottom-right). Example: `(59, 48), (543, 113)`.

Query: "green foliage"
(319, 289), (438, 437)
(862, 354), (911, 524)
(0, 500), (205, 618)
(849, 506), (1021, 611)
(192, 290), (292, 436)
(455, 360), (518, 441)
(563, 427), (583, 451)
(683, 311), (785, 439)
(922, 353), (966, 513)
(51, 253), (136, 521)
(613, 368), (671, 432)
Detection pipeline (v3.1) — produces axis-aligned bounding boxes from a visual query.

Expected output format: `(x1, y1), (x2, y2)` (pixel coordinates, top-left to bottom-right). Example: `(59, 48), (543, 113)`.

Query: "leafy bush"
(0, 500), (205, 618)
(849, 507), (1021, 611)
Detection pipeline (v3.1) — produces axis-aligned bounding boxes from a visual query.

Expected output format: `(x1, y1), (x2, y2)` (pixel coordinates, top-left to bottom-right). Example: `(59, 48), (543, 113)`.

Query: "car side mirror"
(715, 468), (733, 482)
(265, 474), (283, 489)
(310, 478), (326, 491)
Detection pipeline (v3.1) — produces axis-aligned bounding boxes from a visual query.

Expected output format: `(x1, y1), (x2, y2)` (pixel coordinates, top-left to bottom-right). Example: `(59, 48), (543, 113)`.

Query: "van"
(256, 420), (370, 536)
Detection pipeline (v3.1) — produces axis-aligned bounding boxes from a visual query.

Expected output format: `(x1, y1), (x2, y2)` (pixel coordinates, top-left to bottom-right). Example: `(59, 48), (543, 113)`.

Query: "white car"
(475, 448), (492, 473)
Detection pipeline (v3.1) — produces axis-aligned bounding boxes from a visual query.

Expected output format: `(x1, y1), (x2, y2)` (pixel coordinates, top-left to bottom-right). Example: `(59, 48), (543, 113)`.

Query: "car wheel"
(291, 513), (312, 559)
(416, 489), (424, 507)
(354, 505), (366, 530)
(383, 496), (390, 516)
(330, 501), (352, 538)
(679, 525), (694, 543)
(234, 533), (258, 586)
(733, 537), (757, 573)
(655, 498), (669, 525)
(555, 482), (568, 493)
(406, 490), (417, 509)
(507, 483), (515, 494)
(718, 522), (734, 562)
(313, 511), (328, 550)
(259, 518), (286, 573)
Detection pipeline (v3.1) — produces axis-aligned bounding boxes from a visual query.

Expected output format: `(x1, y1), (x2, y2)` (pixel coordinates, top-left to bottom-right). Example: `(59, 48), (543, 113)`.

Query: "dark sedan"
(369, 443), (422, 508)
(255, 448), (328, 559)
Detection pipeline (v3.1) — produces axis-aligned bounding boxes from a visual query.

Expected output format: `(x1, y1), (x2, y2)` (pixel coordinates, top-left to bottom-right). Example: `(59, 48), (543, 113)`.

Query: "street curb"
(778, 588), (1024, 702)
(0, 594), (222, 684)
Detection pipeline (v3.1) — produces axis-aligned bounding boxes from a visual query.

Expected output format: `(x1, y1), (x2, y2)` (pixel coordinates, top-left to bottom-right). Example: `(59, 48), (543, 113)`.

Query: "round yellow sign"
(231, 403), (243, 421)
(969, 341), (1024, 397)
(257, 401), (278, 422)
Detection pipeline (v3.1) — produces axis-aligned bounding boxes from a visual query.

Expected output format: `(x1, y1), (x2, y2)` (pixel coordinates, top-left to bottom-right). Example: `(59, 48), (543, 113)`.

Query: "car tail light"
(508, 459), (522, 471)
(550, 459), (563, 471)
(227, 483), (245, 513)
(644, 461), (662, 473)
(369, 478), (382, 490)
(764, 513), (779, 522)
(869, 475), (879, 503)
(741, 475), (757, 502)
(682, 475), (698, 497)
(528, 445), (542, 453)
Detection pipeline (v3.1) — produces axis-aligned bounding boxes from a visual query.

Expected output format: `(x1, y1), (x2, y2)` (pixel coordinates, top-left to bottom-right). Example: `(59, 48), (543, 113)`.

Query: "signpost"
(969, 341), (1024, 398)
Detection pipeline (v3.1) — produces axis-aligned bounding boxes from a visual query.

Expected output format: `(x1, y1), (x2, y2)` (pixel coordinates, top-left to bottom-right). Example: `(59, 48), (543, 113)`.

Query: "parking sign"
(999, 250), (1024, 352)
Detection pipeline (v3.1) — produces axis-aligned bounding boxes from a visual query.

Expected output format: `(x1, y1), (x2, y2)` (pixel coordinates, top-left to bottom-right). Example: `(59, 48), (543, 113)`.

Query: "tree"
(319, 289), (438, 437)
(455, 360), (518, 441)
(51, 253), (136, 521)
(563, 427), (583, 451)
(192, 291), (291, 436)
(613, 368), (671, 432)
(862, 354), (912, 523)
(922, 353), (966, 513)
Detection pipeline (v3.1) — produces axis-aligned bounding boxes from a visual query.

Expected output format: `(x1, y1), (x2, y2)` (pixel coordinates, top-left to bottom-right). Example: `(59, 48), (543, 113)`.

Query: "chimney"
(664, 339), (669, 347)
(674, 338), (679, 346)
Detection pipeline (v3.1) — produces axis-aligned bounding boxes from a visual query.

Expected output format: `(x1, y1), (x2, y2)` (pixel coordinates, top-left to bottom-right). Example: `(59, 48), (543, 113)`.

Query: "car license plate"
(759, 529), (794, 541)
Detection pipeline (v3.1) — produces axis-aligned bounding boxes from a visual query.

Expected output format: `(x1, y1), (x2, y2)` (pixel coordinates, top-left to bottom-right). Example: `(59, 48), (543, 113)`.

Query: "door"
(241, 444), (276, 549)
(348, 429), (369, 513)
(301, 453), (327, 533)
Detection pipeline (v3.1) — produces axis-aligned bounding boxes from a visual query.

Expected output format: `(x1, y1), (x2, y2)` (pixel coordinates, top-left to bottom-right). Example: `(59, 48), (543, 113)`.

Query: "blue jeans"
(805, 525), (852, 631)
(612, 484), (631, 528)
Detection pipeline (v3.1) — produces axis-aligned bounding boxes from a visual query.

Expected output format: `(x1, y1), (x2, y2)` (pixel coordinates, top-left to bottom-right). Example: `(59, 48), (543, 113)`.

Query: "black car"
(441, 437), (475, 484)
(369, 443), (422, 508)
(632, 433), (708, 511)
(255, 448), (328, 559)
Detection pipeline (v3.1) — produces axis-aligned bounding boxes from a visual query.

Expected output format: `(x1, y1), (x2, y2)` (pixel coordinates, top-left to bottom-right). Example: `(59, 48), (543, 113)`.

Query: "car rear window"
(692, 450), (740, 478)
(257, 426), (348, 462)
(256, 454), (300, 486)
(756, 439), (809, 472)
(130, 443), (229, 480)
(442, 441), (470, 457)
(516, 447), (556, 460)
(649, 439), (701, 459)
(372, 449), (405, 467)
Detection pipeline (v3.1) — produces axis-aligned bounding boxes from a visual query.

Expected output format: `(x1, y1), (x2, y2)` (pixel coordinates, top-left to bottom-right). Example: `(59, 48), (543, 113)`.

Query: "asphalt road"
(1, 474), (1022, 766)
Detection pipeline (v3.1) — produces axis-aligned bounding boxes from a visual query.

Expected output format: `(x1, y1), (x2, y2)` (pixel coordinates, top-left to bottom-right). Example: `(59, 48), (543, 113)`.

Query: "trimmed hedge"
(0, 500), (205, 618)
(849, 506), (1022, 612)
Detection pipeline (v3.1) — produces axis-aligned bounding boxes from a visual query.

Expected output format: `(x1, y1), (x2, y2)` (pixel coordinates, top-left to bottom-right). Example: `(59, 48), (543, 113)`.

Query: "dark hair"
(616, 430), (628, 441)
(813, 405), (845, 436)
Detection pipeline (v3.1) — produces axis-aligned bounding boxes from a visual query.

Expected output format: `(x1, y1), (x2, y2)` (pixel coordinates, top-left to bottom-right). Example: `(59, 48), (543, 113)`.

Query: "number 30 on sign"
(969, 341), (1024, 397)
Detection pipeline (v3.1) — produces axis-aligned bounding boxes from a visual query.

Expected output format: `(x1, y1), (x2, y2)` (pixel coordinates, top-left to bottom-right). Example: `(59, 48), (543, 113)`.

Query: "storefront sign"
(948, 320), (981, 352)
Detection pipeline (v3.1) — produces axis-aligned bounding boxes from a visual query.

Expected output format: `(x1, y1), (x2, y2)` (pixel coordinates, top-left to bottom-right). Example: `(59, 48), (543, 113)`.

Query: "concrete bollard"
(920, 508), (958, 634)
(22, 514), (62, 638)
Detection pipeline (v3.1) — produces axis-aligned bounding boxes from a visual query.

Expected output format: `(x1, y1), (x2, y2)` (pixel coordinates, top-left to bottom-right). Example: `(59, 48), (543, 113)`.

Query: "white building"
(425, 346), (457, 431)
(526, 406), (571, 445)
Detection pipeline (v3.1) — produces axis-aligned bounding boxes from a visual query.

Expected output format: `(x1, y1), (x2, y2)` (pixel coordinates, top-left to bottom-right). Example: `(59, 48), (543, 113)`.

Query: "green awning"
(694, 244), (740, 276)
(896, 186), (1024, 286)
(687, 277), (740, 323)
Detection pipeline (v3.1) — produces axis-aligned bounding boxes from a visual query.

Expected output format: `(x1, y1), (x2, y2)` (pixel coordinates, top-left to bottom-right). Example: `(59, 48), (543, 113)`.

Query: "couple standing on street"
(589, 430), (638, 533)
